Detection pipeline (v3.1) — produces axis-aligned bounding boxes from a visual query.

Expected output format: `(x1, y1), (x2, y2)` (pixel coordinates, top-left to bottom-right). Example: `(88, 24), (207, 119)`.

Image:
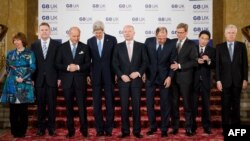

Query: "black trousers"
(119, 86), (141, 134)
(9, 103), (28, 136)
(63, 82), (88, 134)
(221, 85), (242, 131)
(171, 81), (193, 130)
(146, 81), (171, 132)
(36, 79), (57, 131)
(92, 84), (114, 133)
(192, 81), (211, 130)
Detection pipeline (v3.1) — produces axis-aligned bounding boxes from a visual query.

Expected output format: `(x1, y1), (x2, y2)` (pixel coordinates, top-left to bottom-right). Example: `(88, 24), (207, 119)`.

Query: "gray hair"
(93, 21), (104, 32)
(225, 24), (237, 33)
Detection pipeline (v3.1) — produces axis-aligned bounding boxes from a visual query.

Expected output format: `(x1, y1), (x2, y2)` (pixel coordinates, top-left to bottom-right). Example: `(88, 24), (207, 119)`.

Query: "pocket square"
(79, 51), (84, 54)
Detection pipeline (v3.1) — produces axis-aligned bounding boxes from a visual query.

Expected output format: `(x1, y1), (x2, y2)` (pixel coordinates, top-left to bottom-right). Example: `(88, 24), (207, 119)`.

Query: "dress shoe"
(48, 130), (56, 136)
(118, 133), (130, 138)
(133, 133), (143, 138)
(161, 132), (168, 137)
(81, 131), (89, 137)
(36, 130), (45, 136)
(204, 128), (212, 134)
(66, 132), (75, 138)
(96, 131), (104, 137)
(185, 129), (194, 136)
(146, 129), (157, 135)
(105, 132), (112, 137)
(170, 129), (178, 135)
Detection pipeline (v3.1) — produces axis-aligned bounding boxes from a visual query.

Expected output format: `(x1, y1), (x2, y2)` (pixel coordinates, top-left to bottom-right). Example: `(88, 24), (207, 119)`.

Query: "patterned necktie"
(42, 41), (47, 59)
(127, 42), (132, 61)
(72, 44), (77, 58)
(98, 40), (102, 57)
(228, 43), (233, 61)
(200, 48), (204, 57)
(177, 40), (182, 53)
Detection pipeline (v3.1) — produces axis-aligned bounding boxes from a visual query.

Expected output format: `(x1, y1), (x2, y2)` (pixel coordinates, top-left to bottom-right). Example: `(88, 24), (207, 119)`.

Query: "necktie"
(177, 40), (182, 53)
(200, 48), (204, 57)
(157, 44), (162, 62)
(127, 42), (132, 61)
(42, 41), (47, 59)
(72, 44), (77, 58)
(228, 43), (233, 61)
(98, 40), (102, 57)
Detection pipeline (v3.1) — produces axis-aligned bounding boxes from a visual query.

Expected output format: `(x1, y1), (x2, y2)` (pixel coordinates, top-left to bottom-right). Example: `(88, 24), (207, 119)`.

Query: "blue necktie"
(98, 40), (102, 57)
(228, 43), (233, 61)
(72, 44), (77, 58)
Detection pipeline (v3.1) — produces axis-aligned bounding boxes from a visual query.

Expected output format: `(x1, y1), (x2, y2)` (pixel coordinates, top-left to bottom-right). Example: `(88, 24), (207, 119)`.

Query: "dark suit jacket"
(172, 38), (198, 84)
(112, 41), (148, 87)
(87, 34), (117, 85)
(145, 37), (176, 84)
(56, 41), (91, 89)
(194, 45), (215, 91)
(31, 39), (60, 87)
(216, 41), (248, 88)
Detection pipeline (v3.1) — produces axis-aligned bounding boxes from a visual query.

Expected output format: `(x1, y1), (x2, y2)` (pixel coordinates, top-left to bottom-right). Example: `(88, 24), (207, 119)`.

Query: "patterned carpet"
(0, 128), (223, 141)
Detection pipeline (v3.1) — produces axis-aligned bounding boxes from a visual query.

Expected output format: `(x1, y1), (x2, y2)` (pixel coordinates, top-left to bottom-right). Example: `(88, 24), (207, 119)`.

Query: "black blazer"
(216, 41), (248, 88)
(194, 45), (216, 90)
(172, 38), (198, 84)
(145, 37), (177, 84)
(31, 39), (60, 87)
(87, 34), (117, 85)
(56, 41), (91, 89)
(112, 41), (148, 87)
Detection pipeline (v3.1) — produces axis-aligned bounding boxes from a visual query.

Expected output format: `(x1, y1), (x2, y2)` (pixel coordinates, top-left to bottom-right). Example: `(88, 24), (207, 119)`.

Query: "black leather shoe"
(161, 132), (168, 137)
(82, 131), (89, 137)
(170, 129), (178, 135)
(146, 129), (157, 135)
(204, 128), (212, 134)
(105, 132), (112, 137)
(133, 133), (143, 138)
(185, 129), (194, 136)
(36, 130), (45, 136)
(48, 130), (56, 136)
(118, 133), (130, 138)
(96, 131), (104, 137)
(66, 132), (75, 138)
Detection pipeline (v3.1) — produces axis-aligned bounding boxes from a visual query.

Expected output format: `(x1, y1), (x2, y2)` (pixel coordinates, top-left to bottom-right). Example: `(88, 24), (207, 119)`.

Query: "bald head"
(123, 25), (135, 41)
(69, 26), (81, 44)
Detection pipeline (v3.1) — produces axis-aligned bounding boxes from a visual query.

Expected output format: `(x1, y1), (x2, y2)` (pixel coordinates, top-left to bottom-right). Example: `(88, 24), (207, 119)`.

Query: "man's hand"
(129, 72), (140, 79)
(87, 76), (91, 86)
(202, 55), (210, 61)
(164, 77), (171, 88)
(57, 80), (61, 87)
(170, 61), (179, 71)
(217, 81), (223, 91)
(121, 75), (131, 83)
(16, 77), (24, 83)
(198, 58), (205, 64)
(242, 80), (248, 90)
(142, 74), (146, 83)
(68, 64), (77, 72)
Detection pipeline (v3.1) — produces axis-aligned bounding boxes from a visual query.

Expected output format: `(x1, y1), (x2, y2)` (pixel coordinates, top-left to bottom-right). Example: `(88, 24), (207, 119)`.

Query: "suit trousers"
(119, 86), (141, 134)
(63, 81), (88, 134)
(36, 77), (57, 131)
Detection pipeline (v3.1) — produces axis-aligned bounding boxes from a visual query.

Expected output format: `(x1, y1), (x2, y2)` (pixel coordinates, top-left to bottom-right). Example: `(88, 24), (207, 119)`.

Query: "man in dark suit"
(87, 21), (117, 137)
(170, 23), (198, 136)
(112, 25), (148, 138)
(144, 27), (176, 137)
(192, 30), (215, 134)
(56, 26), (90, 138)
(31, 22), (60, 136)
(216, 24), (248, 133)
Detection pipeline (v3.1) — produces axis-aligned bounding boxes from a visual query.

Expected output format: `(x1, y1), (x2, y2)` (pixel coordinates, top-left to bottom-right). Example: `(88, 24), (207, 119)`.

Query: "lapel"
(179, 39), (188, 55)
(45, 40), (53, 60)
(223, 42), (232, 61)
(66, 41), (74, 60)
(121, 41), (130, 63)
(102, 35), (109, 58)
(131, 41), (138, 63)
(232, 42), (239, 62)
(37, 40), (45, 60)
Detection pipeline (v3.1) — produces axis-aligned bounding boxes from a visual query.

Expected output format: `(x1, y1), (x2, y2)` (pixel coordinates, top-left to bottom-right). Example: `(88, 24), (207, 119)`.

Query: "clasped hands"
(198, 55), (210, 64)
(121, 72), (140, 83)
(68, 64), (79, 72)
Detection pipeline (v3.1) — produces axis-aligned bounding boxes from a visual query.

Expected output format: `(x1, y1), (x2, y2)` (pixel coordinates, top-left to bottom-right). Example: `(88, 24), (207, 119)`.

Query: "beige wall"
(0, 0), (250, 50)
(0, 0), (27, 51)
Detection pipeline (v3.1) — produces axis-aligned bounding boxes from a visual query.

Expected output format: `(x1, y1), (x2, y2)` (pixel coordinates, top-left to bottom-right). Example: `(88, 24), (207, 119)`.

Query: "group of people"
(0, 21), (248, 139)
